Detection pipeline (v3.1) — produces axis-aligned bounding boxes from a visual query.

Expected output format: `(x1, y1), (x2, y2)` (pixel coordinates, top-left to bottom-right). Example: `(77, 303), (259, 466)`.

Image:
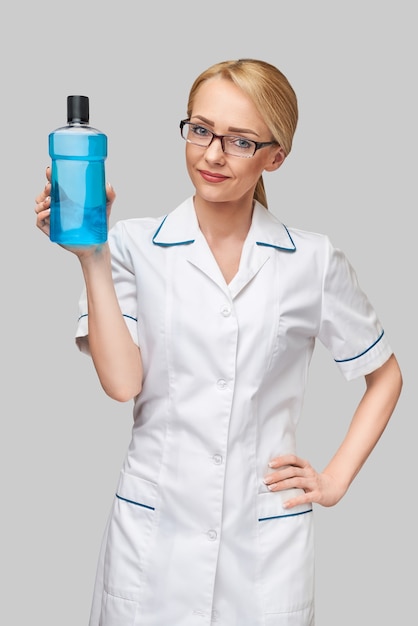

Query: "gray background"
(1, 1), (415, 624)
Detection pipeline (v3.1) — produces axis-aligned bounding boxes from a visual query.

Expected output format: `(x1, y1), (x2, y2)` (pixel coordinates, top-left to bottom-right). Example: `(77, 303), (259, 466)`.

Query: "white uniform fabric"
(76, 198), (392, 626)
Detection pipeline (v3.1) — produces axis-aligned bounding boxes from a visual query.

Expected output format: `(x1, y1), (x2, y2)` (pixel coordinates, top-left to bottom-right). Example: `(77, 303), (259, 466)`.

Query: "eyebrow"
(191, 115), (260, 137)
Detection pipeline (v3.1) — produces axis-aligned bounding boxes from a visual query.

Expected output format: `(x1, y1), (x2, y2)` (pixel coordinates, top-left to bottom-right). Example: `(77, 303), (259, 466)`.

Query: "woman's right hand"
(34, 166), (53, 238)
(34, 166), (116, 257)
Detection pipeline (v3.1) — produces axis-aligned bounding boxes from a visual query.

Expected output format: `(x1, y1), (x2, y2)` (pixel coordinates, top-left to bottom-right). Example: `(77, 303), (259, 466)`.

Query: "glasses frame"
(179, 119), (278, 158)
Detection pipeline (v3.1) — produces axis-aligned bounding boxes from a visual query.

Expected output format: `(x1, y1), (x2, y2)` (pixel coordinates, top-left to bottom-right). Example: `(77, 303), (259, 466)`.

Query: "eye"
(229, 136), (254, 151)
(190, 124), (211, 138)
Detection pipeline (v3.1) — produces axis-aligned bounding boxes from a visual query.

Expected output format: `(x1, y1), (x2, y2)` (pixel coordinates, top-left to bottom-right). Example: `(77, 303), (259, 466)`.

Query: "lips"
(199, 170), (229, 183)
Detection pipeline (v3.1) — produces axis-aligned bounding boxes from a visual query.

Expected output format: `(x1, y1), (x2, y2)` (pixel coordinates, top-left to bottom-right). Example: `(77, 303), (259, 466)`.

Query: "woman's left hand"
(263, 454), (346, 509)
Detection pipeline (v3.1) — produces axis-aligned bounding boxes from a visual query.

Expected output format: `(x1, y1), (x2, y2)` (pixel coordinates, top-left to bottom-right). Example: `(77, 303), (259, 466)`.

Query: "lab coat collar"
(152, 197), (296, 252)
(250, 202), (296, 252)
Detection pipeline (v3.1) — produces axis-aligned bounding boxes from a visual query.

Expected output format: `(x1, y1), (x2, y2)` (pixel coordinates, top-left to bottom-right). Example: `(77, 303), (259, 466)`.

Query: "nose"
(204, 135), (225, 161)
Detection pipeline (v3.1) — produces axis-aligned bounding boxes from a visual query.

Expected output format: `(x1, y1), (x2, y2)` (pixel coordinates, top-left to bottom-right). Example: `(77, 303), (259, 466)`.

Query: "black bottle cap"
(67, 95), (89, 123)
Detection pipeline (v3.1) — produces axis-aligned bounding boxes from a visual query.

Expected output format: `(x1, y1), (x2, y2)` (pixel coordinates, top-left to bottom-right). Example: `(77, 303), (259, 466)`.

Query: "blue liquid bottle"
(49, 95), (108, 245)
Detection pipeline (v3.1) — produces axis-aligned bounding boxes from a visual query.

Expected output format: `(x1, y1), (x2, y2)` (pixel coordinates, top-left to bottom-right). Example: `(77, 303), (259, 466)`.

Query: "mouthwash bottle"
(49, 95), (108, 245)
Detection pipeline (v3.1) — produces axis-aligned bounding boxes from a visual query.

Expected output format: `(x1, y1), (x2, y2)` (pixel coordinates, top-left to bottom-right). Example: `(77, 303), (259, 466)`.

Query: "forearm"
(323, 353), (402, 493)
(80, 244), (143, 402)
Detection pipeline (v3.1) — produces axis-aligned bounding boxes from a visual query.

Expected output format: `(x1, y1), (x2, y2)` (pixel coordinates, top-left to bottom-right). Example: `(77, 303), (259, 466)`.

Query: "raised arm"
(78, 245), (143, 402)
(35, 169), (143, 402)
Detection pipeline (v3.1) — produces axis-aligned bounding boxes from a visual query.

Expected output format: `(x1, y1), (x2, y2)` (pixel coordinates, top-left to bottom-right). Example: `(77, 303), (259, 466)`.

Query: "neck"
(192, 197), (254, 284)
(193, 197), (254, 242)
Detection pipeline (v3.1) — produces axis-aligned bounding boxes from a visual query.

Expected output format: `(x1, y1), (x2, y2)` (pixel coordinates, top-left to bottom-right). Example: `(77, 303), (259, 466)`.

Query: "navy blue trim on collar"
(256, 224), (296, 252)
(152, 215), (195, 247)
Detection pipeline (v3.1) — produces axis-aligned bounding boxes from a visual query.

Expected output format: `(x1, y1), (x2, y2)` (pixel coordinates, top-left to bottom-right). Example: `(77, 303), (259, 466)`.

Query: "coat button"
(207, 529), (217, 541)
(220, 304), (231, 317)
(212, 454), (223, 465)
(216, 379), (227, 390)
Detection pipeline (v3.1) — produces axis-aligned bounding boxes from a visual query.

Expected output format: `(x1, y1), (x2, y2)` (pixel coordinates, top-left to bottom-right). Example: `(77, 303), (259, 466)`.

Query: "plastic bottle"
(49, 95), (108, 245)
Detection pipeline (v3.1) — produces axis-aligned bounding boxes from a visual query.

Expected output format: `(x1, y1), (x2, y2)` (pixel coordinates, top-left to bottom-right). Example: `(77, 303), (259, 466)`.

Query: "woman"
(35, 59), (402, 626)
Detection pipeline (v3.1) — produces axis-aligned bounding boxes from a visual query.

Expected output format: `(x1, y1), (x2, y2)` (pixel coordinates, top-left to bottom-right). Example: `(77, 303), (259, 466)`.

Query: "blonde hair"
(186, 59), (298, 208)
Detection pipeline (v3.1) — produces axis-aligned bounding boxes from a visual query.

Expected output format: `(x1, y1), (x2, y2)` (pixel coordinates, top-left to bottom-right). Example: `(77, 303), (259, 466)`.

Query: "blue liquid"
(49, 127), (107, 246)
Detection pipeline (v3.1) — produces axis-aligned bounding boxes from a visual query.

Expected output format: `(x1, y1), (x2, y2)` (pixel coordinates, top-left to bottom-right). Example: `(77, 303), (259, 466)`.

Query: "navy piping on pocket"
(258, 509), (312, 522)
(334, 330), (384, 363)
(116, 494), (155, 511)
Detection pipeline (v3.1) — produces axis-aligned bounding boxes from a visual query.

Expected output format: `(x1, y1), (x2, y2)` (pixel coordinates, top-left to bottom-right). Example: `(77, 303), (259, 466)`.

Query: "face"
(185, 77), (285, 208)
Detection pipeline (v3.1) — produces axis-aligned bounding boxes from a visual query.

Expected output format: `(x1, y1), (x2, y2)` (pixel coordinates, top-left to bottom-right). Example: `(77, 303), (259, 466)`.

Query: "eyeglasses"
(179, 119), (278, 158)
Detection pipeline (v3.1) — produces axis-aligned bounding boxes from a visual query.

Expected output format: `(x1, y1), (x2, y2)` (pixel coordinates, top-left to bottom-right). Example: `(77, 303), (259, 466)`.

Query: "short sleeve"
(318, 238), (393, 381)
(75, 221), (139, 356)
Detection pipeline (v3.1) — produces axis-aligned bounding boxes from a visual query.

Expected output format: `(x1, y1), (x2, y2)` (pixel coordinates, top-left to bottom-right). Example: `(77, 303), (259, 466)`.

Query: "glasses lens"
(181, 122), (212, 147)
(223, 136), (256, 158)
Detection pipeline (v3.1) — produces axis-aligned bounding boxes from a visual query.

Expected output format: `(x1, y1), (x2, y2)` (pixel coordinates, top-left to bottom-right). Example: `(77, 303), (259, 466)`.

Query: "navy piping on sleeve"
(334, 330), (385, 363)
(77, 313), (138, 323)
(122, 314), (138, 323)
(116, 494), (155, 511)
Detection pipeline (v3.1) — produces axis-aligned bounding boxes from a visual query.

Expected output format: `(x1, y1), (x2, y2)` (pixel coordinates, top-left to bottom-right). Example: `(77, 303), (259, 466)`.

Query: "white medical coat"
(76, 198), (393, 626)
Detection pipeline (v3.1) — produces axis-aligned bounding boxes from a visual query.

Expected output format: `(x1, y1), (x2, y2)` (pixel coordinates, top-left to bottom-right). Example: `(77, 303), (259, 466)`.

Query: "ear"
(264, 146), (286, 172)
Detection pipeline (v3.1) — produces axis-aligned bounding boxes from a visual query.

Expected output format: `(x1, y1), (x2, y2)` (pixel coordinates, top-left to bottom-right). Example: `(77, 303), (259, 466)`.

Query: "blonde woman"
(35, 59), (402, 626)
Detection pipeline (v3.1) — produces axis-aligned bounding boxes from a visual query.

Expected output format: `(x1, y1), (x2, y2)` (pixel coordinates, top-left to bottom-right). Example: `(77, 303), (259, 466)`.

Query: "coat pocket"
(99, 590), (138, 626)
(103, 470), (159, 601)
(257, 490), (314, 618)
(265, 605), (315, 626)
